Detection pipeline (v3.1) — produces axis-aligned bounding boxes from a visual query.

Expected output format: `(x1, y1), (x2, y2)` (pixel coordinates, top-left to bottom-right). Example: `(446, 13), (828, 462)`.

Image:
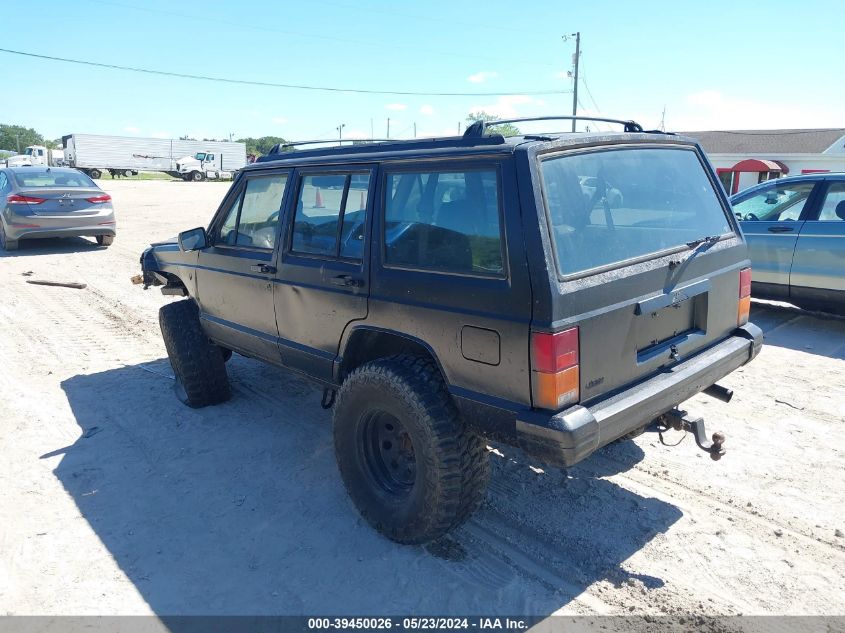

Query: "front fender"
(139, 241), (197, 296)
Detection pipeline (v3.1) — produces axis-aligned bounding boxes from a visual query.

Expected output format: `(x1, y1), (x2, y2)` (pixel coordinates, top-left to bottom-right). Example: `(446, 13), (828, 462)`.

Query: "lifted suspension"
(656, 409), (726, 461)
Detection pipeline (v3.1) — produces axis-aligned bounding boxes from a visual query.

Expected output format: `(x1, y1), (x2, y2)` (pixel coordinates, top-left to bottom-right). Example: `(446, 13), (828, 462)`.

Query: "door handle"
(767, 226), (794, 233)
(330, 274), (362, 287)
(249, 264), (277, 274)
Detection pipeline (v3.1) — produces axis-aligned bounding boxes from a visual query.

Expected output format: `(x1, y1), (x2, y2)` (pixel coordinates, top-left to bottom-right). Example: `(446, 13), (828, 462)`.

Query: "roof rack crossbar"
(463, 115), (644, 137)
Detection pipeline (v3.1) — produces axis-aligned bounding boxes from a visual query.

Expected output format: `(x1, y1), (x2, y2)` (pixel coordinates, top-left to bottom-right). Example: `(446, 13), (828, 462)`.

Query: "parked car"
(138, 117), (762, 544)
(0, 167), (115, 251)
(731, 173), (845, 313)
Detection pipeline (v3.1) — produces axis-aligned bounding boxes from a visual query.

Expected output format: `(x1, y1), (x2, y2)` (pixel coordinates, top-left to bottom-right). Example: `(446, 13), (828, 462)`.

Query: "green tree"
(0, 124), (44, 152)
(236, 135), (289, 156)
(466, 111), (521, 137)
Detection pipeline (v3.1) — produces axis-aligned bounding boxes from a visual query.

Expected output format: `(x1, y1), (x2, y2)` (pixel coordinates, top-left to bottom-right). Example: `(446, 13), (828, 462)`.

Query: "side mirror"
(178, 227), (208, 252)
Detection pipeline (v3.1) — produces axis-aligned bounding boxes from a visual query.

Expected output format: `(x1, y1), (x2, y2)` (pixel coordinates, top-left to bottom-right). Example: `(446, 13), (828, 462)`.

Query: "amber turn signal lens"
(531, 366), (580, 410)
(738, 295), (751, 326)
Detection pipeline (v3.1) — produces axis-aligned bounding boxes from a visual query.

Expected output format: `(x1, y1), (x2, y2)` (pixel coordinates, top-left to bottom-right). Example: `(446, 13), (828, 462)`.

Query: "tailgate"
(567, 248), (745, 404)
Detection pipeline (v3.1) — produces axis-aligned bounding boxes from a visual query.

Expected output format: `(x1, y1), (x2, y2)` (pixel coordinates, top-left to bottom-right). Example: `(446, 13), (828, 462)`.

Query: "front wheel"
(159, 300), (230, 408)
(190, 170), (204, 182)
(333, 355), (490, 544)
(88, 168), (102, 179)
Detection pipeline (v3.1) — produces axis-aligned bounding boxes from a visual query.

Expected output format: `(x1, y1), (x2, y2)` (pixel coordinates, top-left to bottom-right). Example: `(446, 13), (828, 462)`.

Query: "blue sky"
(1, 0), (842, 143)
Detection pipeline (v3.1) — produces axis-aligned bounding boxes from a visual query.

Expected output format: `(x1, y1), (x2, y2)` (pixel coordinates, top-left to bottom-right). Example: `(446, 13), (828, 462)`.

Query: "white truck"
(61, 134), (247, 180)
(4, 145), (65, 168)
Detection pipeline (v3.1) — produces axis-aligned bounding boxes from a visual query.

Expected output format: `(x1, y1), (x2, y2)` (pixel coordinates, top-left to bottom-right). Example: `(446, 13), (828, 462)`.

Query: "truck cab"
(4, 145), (63, 168)
(175, 152), (233, 182)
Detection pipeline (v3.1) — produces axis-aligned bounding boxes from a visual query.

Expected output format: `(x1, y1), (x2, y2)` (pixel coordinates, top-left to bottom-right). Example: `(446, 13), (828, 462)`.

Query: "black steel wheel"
(333, 355), (490, 544)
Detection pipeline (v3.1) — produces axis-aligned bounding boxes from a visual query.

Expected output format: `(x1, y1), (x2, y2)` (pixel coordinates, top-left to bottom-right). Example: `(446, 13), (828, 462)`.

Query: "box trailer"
(61, 134), (247, 180)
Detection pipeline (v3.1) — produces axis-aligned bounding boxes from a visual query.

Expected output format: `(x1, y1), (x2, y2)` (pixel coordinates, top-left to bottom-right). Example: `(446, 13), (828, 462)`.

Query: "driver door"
(735, 180), (820, 296)
(195, 170), (291, 362)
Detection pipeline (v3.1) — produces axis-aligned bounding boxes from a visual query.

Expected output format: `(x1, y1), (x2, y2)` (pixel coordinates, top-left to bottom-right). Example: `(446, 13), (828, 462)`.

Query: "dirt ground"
(1, 179), (843, 619)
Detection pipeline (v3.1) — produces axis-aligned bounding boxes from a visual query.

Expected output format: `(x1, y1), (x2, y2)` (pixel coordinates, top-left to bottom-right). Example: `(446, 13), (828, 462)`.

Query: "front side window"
(383, 168), (504, 276)
(732, 182), (815, 222)
(541, 147), (733, 276)
(291, 172), (371, 261)
(216, 173), (288, 249)
(817, 182), (845, 222)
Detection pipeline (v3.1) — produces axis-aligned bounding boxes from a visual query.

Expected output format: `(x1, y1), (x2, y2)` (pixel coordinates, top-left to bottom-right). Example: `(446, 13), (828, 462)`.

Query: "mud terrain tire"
(159, 300), (230, 408)
(333, 355), (490, 544)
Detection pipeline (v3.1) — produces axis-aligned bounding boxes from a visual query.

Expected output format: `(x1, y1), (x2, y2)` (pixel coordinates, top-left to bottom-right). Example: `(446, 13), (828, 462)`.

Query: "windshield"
(195, 152), (206, 161)
(14, 170), (97, 188)
(540, 147), (733, 276)
(25, 147), (36, 155)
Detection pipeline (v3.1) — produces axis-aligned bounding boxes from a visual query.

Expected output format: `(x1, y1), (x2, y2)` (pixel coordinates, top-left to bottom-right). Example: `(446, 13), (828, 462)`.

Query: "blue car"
(731, 173), (845, 313)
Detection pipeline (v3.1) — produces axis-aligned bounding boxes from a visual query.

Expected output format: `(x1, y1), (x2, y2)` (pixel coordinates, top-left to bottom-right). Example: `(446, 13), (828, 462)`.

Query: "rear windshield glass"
(14, 170), (96, 188)
(540, 147), (733, 276)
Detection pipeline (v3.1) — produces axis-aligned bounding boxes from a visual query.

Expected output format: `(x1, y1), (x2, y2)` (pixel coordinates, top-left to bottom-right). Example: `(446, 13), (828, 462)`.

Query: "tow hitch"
(656, 409), (726, 461)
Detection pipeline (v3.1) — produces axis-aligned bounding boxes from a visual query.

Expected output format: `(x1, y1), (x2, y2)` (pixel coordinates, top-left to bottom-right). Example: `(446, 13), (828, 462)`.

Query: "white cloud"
(666, 90), (844, 131)
(468, 95), (537, 119)
(385, 103), (408, 111)
(151, 131), (171, 139)
(271, 116), (288, 125)
(124, 126), (140, 134)
(419, 104), (435, 116)
(468, 71), (498, 84)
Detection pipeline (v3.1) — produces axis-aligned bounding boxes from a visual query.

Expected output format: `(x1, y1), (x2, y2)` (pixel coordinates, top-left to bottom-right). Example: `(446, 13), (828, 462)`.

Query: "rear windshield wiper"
(686, 235), (721, 250)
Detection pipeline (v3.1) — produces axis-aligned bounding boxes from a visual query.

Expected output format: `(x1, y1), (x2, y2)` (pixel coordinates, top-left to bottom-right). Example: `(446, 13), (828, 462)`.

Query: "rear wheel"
(190, 171), (204, 182)
(96, 235), (114, 246)
(88, 168), (102, 179)
(333, 355), (490, 544)
(0, 223), (19, 251)
(123, 170), (134, 178)
(159, 300), (230, 408)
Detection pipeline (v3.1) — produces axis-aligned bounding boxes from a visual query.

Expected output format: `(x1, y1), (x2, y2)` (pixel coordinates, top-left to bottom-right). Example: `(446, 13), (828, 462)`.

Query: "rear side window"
(383, 168), (503, 276)
(291, 172), (371, 261)
(540, 147), (732, 276)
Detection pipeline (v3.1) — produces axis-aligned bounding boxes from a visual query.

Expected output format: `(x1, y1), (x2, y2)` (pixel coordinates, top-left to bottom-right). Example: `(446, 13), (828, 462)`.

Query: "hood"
(6, 155), (32, 167)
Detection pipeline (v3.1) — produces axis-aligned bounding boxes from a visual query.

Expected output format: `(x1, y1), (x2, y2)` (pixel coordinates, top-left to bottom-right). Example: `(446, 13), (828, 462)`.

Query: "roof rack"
(268, 138), (394, 154)
(463, 115), (646, 137)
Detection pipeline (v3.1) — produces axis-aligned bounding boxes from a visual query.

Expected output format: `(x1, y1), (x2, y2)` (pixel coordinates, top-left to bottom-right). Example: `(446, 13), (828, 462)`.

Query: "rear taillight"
(738, 267), (751, 326)
(86, 194), (112, 204)
(7, 194), (45, 205)
(531, 327), (579, 410)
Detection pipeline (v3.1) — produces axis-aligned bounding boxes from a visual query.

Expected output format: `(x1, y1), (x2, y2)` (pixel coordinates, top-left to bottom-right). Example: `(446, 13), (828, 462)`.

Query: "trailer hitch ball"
(658, 410), (726, 461)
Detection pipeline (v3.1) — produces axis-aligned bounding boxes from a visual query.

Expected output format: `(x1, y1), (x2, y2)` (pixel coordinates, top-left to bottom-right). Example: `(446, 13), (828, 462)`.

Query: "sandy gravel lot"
(1, 179), (843, 619)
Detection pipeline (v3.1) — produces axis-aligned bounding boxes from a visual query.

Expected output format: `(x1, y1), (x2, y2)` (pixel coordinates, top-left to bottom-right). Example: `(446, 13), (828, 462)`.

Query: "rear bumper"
(515, 324), (763, 468)
(12, 225), (116, 241)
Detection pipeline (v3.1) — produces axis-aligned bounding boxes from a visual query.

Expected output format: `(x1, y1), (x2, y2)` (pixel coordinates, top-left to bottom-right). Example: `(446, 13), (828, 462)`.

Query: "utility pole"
(413, 122), (417, 138)
(570, 31), (581, 132)
(337, 123), (345, 142)
(386, 118), (390, 139)
(370, 118), (374, 141)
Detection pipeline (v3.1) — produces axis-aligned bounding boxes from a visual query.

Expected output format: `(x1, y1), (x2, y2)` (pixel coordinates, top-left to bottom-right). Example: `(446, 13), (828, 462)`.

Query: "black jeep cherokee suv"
(139, 117), (762, 544)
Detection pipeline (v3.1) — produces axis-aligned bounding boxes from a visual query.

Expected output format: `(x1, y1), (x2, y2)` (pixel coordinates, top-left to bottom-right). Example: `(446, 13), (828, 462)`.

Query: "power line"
(83, 0), (560, 70)
(0, 48), (569, 97)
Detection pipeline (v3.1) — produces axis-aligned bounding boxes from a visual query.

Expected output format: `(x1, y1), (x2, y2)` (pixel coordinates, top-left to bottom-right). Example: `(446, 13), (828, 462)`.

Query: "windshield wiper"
(686, 235), (721, 249)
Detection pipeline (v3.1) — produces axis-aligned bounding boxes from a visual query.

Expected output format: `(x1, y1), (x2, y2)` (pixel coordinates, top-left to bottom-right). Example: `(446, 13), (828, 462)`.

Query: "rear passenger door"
(273, 167), (374, 380)
(195, 170), (291, 361)
(790, 180), (845, 302)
